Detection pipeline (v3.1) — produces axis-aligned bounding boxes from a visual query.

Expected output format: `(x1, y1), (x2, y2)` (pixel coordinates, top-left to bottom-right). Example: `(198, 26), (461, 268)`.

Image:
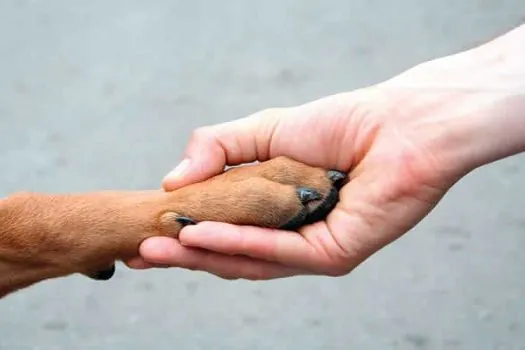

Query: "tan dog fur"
(0, 156), (345, 299)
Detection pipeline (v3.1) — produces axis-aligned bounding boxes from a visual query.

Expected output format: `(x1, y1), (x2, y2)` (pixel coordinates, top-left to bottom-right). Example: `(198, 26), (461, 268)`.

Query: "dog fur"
(0, 156), (346, 299)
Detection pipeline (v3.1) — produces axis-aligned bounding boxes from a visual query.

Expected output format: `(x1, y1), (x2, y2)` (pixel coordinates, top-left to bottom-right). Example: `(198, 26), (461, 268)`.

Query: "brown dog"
(0, 156), (347, 299)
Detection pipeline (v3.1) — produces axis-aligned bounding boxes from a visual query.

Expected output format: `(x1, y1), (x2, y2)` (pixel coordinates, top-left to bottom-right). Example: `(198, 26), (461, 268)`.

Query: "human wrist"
(430, 26), (525, 176)
(430, 89), (525, 179)
(374, 24), (525, 180)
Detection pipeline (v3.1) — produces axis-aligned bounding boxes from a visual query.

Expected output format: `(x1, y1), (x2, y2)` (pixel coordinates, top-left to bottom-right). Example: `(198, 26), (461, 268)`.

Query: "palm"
(133, 25), (524, 278)
(132, 90), (456, 279)
(256, 92), (450, 275)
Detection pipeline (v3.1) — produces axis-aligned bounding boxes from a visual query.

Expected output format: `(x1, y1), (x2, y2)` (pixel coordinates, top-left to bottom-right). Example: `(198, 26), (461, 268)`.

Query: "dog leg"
(0, 157), (347, 298)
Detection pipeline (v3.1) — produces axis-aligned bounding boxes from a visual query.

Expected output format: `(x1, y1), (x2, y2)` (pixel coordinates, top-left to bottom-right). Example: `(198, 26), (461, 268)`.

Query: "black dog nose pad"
(297, 187), (322, 204)
(327, 170), (348, 189)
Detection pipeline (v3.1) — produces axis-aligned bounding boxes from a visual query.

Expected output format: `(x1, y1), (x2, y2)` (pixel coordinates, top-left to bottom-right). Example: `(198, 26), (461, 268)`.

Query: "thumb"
(162, 108), (283, 191)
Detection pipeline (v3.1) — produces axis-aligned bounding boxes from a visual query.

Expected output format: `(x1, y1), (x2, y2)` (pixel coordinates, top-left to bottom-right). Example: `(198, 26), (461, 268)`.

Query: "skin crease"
(127, 24), (525, 280)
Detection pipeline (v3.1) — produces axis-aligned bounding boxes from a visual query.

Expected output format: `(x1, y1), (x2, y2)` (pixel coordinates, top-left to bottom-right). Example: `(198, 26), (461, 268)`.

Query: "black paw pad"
(278, 207), (308, 231)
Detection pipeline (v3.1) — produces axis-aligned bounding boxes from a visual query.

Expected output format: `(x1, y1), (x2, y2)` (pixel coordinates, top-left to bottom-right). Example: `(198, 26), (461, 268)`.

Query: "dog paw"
(56, 157), (347, 280)
(159, 156), (348, 232)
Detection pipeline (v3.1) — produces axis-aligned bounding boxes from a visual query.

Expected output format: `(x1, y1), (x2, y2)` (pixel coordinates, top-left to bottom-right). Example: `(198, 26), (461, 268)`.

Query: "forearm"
(449, 24), (525, 171)
(376, 24), (525, 178)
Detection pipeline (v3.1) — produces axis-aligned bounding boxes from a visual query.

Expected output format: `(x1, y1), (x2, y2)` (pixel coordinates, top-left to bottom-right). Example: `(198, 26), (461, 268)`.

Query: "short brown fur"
(0, 156), (342, 299)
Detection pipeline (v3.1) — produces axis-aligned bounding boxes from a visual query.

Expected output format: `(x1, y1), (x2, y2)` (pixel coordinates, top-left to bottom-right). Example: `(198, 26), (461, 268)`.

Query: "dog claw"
(176, 216), (197, 226)
(303, 187), (339, 225)
(297, 187), (322, 204)
(327, 170), (348, 189)
(90, 264), (116, 281)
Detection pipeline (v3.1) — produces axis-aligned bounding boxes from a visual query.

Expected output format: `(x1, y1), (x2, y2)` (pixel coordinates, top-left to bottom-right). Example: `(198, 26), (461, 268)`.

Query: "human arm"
(127, 24), (525, 279)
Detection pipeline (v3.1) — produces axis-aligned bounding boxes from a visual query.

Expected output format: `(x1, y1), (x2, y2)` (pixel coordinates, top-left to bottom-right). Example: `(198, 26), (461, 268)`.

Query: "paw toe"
(278, 207), (308, 231)
(304, 187), (339, 225)
(159, 212), (197, 238)
(297, 187), (322, 204)
(175, 216), (197, 226)
(327, 170), (348, 189)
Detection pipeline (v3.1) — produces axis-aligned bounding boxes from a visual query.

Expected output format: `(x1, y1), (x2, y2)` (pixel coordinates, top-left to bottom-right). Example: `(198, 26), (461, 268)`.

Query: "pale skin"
(127, 24), (525, 280)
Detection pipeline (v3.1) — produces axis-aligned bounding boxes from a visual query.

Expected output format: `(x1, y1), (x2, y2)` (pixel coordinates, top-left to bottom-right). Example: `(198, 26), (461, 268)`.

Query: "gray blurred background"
(1, 1), (524, 349)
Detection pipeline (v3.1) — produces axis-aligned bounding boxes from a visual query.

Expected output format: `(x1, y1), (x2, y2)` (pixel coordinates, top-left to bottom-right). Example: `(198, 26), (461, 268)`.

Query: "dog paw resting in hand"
(0, 156), (347, 298)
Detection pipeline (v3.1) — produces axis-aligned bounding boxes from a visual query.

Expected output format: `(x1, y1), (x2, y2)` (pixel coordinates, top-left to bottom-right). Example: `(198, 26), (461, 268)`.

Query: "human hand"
(127, 24), (525, 279)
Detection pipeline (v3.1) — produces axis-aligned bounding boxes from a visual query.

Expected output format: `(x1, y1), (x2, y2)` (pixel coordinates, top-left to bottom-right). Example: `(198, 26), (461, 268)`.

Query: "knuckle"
(259, 107), (281, 116)
(180, 258), (204, 272)
(183, 264), (199, 272)
(242, 266), (271, 281)
(190, 126), (216, 143)
(325, 267), (351, 277)
(323, 260), (353, 277)
(244, 275), (264, 281)
(254, 107), (285, 123)
(310, 238), (355, 277)
(215, 273), (239, 281)
(243, 273), (263, 281)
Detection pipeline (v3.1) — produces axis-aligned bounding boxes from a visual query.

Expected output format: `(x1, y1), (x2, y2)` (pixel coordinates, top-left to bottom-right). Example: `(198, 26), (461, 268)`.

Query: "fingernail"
(164, 158), (190, 181)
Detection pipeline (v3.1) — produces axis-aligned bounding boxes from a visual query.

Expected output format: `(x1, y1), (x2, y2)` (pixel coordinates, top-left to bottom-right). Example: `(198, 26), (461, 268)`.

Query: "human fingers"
(137, 236), (306, 280)
(162, 91), (364, 192)
(162, 109), (283, 191)
(175, 221), (356, 276)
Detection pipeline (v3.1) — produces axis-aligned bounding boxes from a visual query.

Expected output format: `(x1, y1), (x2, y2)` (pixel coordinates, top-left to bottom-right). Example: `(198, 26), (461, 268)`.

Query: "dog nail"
(297, 187), (322, 204)
(92, 264), (116, 281)
(327, 170), (347, 188)
(176, 216), (197, 226)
